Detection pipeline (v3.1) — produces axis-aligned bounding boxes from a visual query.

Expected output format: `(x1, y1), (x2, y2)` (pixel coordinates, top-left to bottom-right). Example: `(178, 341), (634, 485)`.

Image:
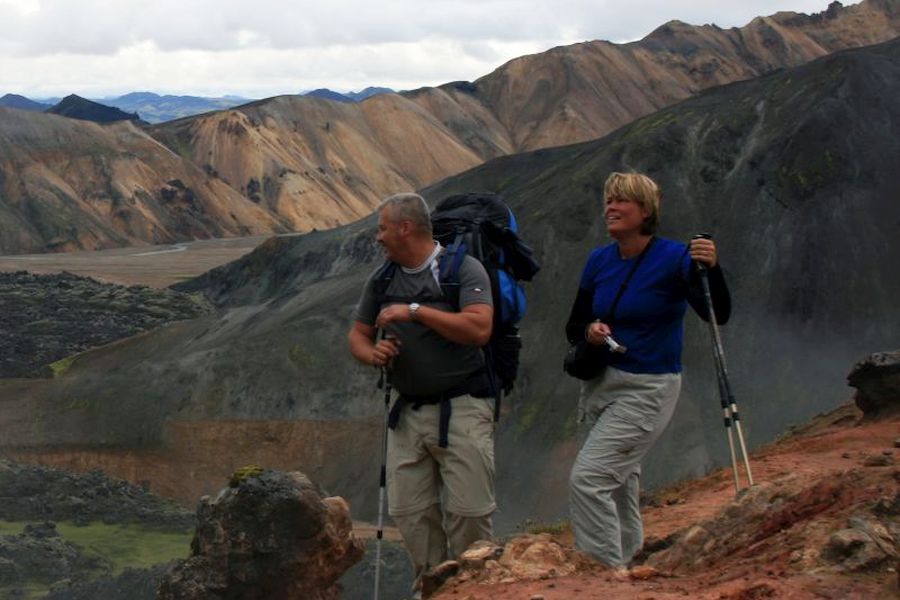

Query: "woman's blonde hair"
(603, 172), (661, 235)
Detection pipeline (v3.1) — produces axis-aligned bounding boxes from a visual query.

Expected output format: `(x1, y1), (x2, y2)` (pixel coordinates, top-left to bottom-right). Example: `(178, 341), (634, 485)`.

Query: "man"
(348, 192), (495, 582)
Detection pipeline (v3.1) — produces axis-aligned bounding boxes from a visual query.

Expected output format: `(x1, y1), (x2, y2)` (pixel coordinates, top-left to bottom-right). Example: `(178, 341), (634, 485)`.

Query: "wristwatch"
(409, 302), (421, 320)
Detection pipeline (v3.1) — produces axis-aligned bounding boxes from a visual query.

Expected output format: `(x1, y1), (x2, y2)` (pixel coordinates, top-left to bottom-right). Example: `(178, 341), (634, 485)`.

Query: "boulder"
(157, 469), (364, 600)
(847, 351), (900, 418)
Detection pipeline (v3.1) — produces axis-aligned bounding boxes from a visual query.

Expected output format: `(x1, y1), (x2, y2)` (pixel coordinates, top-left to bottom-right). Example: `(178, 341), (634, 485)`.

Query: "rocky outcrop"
(646, 470), (899, 576)
(848, 350), (900, 418)
(0, 522), (107, 593)
(157, 469), (363, 600)
(0, 271), (213, 378)
(0, 460), (193, 530)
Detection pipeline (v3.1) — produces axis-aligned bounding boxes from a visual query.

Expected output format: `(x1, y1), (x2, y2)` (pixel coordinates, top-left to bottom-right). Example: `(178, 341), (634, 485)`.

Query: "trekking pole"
(373, 360), (392, 600)
(692, 234), (754, 493)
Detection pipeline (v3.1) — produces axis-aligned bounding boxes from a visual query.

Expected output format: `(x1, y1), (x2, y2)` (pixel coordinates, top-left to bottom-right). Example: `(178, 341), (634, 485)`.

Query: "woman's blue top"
(578, 237), (697, 374)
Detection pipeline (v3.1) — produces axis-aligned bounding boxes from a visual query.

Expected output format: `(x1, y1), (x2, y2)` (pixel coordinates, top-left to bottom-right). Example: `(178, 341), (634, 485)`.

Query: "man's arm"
(374, 303), (492, 346)
(348, 321), (401, 367)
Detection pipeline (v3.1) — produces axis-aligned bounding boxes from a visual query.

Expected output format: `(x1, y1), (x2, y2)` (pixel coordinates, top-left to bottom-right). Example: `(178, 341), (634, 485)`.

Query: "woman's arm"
(686, 264), (732, 324)
(565, 286), (595, 343)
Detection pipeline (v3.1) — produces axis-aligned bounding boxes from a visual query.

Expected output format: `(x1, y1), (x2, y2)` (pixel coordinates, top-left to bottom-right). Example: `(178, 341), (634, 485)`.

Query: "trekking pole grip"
(691, 232), (713, 272)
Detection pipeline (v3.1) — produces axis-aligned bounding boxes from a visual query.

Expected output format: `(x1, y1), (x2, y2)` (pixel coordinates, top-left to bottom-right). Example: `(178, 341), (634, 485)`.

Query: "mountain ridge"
(1, 0), (897, 255)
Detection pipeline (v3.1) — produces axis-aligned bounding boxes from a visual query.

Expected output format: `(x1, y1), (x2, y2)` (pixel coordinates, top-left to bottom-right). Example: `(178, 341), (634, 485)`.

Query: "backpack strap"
(373, 259), (444, 305)
(437, 235), (466, 310)
(439, 236), (503, 423)
(372, 260), (397, 304)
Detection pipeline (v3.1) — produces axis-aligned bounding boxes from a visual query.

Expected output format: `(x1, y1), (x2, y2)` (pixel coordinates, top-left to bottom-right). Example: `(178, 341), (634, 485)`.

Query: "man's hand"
(371, 337), (401, 367)
(375, 304), (412, 328)
(348, 321), (401, 367)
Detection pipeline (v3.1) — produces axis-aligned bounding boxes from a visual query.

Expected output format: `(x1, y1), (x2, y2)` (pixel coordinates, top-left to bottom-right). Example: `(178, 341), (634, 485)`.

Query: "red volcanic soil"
(432, 403), (899, 600)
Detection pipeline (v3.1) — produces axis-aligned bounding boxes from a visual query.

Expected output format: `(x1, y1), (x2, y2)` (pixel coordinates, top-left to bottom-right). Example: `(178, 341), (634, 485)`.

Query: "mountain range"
(4, 34), (898, 532)
(1, 0), (897, 255)
(0, 88), (393, 124)
(0, 92), (251, 123)
(302, 87), (394, 103)
(99, 92), (251, 124)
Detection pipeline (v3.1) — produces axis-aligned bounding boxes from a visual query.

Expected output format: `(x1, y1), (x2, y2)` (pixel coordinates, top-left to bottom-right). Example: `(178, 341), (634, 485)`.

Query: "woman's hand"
(585, 320), (611, 346)
(690, 237), (718, 268)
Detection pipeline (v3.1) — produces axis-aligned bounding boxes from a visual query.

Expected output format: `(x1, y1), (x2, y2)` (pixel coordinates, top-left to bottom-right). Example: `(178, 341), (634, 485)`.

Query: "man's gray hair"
(378, 193), (432, 236)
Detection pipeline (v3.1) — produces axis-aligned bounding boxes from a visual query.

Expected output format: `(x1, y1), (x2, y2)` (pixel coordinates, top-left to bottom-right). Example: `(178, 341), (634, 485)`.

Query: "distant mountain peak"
(0, 93), (51, 112)
(47, 94), (142, 124)
(302, 89), (354, 103)
(302, 87), (394, 103)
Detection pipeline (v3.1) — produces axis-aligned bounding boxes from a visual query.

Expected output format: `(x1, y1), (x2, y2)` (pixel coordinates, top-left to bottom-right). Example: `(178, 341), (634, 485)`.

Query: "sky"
(0, 0), (859, 99)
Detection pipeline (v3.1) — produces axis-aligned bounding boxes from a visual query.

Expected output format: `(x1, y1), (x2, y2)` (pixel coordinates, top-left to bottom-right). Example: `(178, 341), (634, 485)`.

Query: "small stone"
(458, 541), (503, 569)
(421, 560), (460, 597)
(530, 595), (545, 600)
(825, 528), (890, 571)
(630, 565), (660, 580)
(883, 450), (894, 456)
(894, 437), (900, 448)
(842, 452), (852, 459)
(864, 454), (894, 467)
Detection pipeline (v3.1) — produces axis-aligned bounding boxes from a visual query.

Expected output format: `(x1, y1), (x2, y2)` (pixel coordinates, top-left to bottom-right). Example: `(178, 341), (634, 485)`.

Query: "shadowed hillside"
(47, 95), (142, 124)
(2, 37), (899, 532)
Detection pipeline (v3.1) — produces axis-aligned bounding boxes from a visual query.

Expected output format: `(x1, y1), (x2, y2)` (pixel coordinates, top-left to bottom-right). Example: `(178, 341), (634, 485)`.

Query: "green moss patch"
(54, 522), (192, 573)
(0, 520), (192, 599)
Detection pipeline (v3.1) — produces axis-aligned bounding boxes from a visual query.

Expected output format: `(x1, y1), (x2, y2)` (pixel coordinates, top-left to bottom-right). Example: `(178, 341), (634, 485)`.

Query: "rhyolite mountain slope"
(413, 0), (900, 152)
(150, 93), (488, 233)
(0, 108), (288, 253)
(153, 0), (900, 234)
(3, 38), (898, 530)
(1, 1), (897, 255)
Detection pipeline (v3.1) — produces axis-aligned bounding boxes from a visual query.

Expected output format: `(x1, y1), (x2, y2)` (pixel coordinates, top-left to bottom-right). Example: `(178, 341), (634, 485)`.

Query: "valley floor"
(0, 234), (282, 288)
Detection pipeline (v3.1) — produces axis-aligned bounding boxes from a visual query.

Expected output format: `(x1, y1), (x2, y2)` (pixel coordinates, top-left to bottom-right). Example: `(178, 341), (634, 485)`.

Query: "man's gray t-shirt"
(353, 249), (493, 395)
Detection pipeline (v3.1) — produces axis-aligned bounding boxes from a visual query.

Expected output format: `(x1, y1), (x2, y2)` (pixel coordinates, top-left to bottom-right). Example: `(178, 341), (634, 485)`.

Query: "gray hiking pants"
(569, 366), (681, 567)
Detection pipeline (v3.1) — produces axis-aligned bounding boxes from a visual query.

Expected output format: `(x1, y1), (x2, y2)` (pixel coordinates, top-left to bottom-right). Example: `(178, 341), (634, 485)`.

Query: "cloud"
(0, 1), (859, 97)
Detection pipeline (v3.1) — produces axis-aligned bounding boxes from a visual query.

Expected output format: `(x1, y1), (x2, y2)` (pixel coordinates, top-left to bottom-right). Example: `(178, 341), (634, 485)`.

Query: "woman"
(565, 172), (730, 572)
